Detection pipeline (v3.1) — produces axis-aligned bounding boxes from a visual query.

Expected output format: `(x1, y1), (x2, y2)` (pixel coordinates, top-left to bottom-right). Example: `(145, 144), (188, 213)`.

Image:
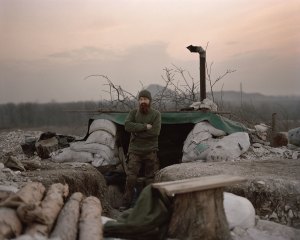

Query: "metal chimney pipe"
(187, 45), (206, 101)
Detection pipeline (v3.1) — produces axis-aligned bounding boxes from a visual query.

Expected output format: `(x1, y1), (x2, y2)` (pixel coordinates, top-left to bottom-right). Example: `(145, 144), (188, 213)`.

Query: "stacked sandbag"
(254, 124), (269, 142)
(0, 182), (103, 240)
(182, 121), (226, 162)
(189, 98), (218, 111)
(51, 148), (94, 163)
(182, 121), (250, 162)
(206, 132), (250, 162)
(52, 119), (119, 167)
(288, 127), (300, 148)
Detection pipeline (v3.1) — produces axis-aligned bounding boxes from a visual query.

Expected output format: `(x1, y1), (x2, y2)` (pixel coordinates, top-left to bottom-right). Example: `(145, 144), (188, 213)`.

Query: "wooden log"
(79, 196), (103, 240)
(50, 192), (83, 240)
(25, 183), (69, 237)
(0, 207), (22, 239)
(0, 182), (45, 208)
(168, 188), (231, 240)
(17, 203), (42, 224)
(0, 191), (13, 203)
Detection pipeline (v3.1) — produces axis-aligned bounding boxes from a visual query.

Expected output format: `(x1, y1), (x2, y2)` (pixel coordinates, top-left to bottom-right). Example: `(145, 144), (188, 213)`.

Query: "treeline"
(0, 101), (99, 129)
(0, 99), (299, 131)
(218, 99), (300, 131)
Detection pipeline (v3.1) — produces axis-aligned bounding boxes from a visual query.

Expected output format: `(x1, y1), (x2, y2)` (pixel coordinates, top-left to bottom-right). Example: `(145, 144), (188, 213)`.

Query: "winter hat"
(138, 90), (152, 101)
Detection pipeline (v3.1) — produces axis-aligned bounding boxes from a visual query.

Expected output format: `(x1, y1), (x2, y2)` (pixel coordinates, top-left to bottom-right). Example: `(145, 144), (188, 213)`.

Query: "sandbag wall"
(51, 119), (120, 168)
(0, 182), (103, 240)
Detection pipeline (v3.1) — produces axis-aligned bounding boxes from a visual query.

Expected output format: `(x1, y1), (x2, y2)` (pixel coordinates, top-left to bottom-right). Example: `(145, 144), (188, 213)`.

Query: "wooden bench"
(152, 175), (246, 240)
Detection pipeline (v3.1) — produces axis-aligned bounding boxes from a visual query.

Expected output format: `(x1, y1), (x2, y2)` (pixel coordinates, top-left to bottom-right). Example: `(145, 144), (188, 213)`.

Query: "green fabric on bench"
(104, 185), (171, 240)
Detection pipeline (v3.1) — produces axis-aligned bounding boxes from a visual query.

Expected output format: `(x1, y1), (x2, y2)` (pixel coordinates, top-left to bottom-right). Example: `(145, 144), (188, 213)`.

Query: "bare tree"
(155, 66), (200, 110)
(206, 61), (236, 102)
(85, 74), (137, 111)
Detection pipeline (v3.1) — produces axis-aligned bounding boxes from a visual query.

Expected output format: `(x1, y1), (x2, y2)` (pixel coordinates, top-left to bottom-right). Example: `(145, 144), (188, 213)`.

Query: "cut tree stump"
(152, 175), (246, 240)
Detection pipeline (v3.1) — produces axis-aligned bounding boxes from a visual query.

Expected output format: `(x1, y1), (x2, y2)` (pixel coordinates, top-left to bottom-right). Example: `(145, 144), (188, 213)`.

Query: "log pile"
(0, 182), (103, 240)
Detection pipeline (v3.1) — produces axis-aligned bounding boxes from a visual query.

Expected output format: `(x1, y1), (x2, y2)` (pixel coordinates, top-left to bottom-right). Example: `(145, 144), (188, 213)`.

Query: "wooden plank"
(152, 175), (246, 196)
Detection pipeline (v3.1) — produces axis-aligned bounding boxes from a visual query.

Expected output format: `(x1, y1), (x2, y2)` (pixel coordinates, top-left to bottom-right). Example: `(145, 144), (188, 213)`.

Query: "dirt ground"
(156, 158), (300, 228)
(0, 128), (300, 230)
(156, 158), (300, 182)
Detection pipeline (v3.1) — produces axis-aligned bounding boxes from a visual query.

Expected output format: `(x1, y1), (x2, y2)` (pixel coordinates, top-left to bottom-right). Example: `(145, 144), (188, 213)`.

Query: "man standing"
(122, 89), (161, 209)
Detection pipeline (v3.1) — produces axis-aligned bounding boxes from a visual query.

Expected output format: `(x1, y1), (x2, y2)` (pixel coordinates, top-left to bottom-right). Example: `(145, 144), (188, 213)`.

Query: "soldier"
(121, 90), (161, 210)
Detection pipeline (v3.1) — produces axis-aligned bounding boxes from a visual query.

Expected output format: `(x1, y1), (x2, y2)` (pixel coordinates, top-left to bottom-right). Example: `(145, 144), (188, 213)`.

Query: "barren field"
(0, 127), (300, 239)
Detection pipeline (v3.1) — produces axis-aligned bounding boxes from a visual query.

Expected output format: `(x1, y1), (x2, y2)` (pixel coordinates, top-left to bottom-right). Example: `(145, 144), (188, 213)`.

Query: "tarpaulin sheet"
(91, 111), (247, 134)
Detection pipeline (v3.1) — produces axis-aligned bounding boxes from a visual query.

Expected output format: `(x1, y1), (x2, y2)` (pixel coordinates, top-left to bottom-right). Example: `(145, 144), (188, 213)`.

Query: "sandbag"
(183, 131), (212, 152)
(91, 154), (119, 167)
(51, 147), (94, 163)
(71, 143), (115, 161)
(190, 98), (218, 111)
(182, 121), (226, 162)
(91, 157), (107, 167)
(254, 123), (269, 141)
(183, 121), (226, 150)
(192, 121), (226, 136)
(182, 143), (209, 162)
(288, 127), (300, 147)
(182, 139), (218, 162)
(86, 130), (115, 149)
(224, 192), (255, 230)
(206, 132), (250, 162)
(89, 119), (117, 136)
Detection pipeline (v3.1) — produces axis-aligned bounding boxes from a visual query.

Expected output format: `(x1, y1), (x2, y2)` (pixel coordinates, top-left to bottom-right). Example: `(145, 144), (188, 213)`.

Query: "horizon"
(1, 0), (299, 104)
(1, 86), (300, 106)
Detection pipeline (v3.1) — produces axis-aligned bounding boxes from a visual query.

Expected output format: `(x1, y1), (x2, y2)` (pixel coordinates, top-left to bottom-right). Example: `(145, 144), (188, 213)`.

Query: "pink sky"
(0, 0), (299, 103)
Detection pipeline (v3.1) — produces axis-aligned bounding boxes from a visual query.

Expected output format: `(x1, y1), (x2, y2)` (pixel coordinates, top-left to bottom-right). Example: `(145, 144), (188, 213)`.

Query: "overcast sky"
(0, 0), (299, 104)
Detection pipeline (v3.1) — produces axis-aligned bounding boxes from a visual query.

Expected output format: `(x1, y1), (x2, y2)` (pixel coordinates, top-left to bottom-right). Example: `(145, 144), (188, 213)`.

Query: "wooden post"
(152, 175), (246, 240)
(200, 51), (206, 101)
(271, 113), (277, 147)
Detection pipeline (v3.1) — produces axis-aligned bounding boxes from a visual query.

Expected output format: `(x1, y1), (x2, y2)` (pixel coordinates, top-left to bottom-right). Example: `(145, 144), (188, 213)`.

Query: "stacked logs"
(0, 182), (103, 240)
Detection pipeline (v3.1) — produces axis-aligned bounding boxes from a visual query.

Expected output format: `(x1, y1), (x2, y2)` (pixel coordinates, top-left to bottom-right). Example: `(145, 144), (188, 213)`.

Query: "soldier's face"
(139, 97), (150, 114)
(139, 97), (150, 105)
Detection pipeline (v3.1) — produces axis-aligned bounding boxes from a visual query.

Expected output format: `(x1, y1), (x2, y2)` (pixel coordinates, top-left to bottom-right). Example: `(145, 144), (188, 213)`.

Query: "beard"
(139, 103), (150, 114)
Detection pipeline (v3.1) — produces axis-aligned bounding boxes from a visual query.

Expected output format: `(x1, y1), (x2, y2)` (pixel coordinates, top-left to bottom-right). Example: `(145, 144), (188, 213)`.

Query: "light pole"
(186, 45), (206, 101)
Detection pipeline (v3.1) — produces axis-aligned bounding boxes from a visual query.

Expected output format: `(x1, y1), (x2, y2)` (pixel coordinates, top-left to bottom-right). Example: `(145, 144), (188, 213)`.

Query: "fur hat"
(138, 90), (152, 101)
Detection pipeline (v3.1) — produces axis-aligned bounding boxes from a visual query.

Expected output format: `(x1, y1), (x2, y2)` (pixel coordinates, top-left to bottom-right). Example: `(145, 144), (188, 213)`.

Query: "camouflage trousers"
(123, 151), (159, 206)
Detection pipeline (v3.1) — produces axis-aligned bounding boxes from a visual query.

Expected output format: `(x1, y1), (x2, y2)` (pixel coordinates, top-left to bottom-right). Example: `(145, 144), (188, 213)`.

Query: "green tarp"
(92, 111), (247, 134)
(104, 185), (171, 240)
